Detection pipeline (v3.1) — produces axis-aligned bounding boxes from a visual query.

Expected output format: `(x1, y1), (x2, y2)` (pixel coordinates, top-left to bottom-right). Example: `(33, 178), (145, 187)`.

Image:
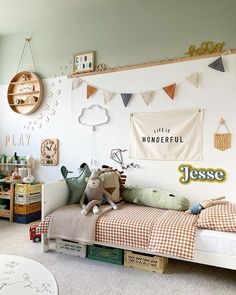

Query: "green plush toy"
(61, 163), (91, 204)
(123, 187), (190, 211)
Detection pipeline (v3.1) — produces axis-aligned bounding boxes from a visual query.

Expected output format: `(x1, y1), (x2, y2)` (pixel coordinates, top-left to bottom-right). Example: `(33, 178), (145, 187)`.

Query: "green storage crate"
(87, 245), (123, 265)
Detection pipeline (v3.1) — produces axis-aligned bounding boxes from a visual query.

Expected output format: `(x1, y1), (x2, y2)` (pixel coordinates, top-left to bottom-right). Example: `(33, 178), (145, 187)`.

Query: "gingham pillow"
(197, 202), (236, 232)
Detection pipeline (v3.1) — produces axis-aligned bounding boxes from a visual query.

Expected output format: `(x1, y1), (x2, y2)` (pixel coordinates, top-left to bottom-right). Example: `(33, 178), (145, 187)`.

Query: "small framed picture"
(73, 51), (95, 73)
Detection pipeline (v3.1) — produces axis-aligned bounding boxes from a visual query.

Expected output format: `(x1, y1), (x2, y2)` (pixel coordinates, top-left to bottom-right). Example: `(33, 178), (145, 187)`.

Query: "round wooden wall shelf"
(7, 71), (44, 115)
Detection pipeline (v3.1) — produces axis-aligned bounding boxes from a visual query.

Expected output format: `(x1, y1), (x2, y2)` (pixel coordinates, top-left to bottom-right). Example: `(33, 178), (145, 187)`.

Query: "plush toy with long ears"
(190, 196), (228, 214)
(80, 170), (117, 215)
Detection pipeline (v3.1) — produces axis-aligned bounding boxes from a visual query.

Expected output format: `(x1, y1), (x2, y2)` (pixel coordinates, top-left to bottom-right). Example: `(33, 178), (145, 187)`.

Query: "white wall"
(0, 54), (236, 204)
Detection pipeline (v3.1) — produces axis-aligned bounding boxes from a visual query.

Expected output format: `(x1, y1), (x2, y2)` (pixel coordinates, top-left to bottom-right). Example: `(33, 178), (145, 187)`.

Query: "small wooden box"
(124, 250), (168, 273)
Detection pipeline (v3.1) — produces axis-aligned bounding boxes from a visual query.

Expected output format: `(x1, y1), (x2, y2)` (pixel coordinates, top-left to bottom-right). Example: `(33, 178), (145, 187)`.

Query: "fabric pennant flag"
(163, 83), (176, 100)
(103, 91), (115, 104)
(186, 72), (200, 88)
(208, 57), (225, 72)
(87, 85), (97, 99)
(121, 93), (132, 107)
(141, 91), (153, 105)
(72, 77), (82, 90)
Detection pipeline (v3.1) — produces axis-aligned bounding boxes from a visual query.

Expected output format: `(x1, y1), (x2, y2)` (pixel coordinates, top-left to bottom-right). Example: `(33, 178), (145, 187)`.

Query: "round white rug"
(0, 254), (58, 295)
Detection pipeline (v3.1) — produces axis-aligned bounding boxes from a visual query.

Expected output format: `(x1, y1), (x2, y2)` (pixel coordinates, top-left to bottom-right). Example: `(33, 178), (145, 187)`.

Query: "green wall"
(0, 0), (236, 84)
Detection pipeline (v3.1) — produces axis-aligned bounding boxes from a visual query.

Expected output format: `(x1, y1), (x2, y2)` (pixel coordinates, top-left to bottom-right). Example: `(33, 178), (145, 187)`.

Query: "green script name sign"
(178, 164), (226, 184)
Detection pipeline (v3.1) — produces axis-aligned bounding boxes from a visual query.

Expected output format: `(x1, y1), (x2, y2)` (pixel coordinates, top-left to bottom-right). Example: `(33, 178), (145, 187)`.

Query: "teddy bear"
(80, 170), (117, 215)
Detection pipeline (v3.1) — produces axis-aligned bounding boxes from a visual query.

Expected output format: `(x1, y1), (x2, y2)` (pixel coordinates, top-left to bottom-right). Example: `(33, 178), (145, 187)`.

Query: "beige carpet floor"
(0, 219), (235, 295)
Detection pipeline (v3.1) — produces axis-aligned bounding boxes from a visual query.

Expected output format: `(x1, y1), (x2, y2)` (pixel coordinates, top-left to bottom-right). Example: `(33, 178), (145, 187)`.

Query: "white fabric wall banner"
(129, 108), (203, 160)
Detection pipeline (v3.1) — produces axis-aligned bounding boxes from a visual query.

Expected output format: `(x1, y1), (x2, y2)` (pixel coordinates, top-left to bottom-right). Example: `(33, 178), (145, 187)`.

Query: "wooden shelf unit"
(7, 71), (44, 115)
(0, 182), (15, 222)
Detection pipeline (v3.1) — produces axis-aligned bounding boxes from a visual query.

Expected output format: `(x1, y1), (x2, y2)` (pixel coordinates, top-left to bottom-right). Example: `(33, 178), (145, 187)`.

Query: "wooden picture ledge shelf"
(68, 48), (235, 79)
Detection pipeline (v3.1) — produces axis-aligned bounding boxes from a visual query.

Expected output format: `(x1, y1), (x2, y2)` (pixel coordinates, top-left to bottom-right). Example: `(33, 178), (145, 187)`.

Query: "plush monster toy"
(80, 170), (117, 215)
(123, 187), (190, 211)
(190, 196), (228, 214)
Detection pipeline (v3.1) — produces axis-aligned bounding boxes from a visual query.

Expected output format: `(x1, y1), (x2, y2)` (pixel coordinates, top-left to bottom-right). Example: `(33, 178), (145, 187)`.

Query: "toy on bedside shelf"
(189, 196), (228, 214)
(80, 170), (117, 215)
(123, 187), (190, 211)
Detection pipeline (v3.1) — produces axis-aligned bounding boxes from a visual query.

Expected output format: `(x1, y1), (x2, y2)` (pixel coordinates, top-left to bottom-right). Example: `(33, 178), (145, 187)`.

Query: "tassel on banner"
(121, 93), (132, 107)
(103, 91), (115, 104)
(72, 77), (82, 91)
(208, 57), (225, 72)
(141, 91), (153, 105)
(186, 72), (200, 88)
(87, 85), (97, 99)
(163, 83), (176, 100)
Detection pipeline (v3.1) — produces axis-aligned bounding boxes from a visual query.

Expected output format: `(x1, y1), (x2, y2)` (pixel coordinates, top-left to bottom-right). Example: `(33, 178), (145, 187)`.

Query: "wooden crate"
(14, 202), (41, 214)
(87, 245), (123, 265)
(15, 183), (42, 194)
(56, 239), (86, 257)
(124, 250), (168, 273)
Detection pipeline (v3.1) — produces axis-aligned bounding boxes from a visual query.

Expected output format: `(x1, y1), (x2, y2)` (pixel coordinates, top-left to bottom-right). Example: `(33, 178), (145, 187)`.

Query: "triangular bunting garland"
(141, 91), (153, 105)
(121, 93), (132, 107)
(87, 85), (97, 99)
(186, 72), (200, 88)
(72, 78), (82, 90)
(103, 91), (115, 104)
(163, 83), (176, 100)
(208, 57), (225, 72)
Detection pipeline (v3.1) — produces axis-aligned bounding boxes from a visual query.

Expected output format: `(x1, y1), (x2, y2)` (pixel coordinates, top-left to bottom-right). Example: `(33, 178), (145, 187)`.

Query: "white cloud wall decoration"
(77, 104), (109, 130)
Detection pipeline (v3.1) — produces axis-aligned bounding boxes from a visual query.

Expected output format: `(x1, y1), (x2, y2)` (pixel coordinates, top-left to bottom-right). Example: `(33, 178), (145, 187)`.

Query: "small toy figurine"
(29, 224), (41, 242)
(190, 196), (228, 214)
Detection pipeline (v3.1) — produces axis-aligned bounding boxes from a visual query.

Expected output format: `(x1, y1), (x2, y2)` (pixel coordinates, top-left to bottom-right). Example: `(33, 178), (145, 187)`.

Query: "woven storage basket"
(214, 119), (231, 151)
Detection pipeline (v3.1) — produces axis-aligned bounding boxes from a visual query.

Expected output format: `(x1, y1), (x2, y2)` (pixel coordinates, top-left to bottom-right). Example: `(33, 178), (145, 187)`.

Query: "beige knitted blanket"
(47, 204), (113, 244)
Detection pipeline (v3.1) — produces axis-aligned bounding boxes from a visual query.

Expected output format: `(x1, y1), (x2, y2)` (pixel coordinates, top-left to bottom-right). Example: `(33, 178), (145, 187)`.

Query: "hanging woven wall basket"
(214, 119), (231, 151)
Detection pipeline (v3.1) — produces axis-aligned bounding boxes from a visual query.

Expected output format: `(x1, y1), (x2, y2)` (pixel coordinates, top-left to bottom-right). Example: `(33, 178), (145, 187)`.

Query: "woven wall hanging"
(214, 119), (231, 151)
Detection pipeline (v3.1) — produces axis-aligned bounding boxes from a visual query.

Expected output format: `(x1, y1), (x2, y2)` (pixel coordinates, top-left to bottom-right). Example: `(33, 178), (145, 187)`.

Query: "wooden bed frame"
(41, 181), (236, 271)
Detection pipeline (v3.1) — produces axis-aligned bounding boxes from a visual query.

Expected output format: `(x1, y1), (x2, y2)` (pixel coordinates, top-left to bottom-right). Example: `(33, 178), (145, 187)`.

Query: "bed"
(40, 180), (236, 271)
